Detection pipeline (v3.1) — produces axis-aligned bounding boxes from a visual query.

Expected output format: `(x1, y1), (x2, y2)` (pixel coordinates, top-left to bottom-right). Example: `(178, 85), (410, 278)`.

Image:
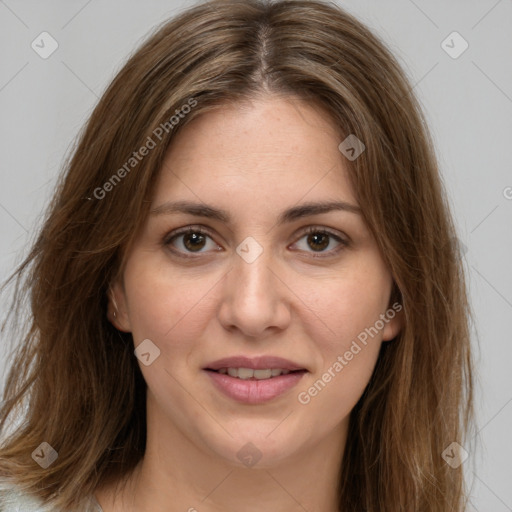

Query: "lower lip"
(204, 370), (307, 404)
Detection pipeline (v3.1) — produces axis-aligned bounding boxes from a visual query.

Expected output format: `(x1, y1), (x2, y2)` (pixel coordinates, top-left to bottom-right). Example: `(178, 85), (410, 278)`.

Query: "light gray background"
(0, 1), (511, 510)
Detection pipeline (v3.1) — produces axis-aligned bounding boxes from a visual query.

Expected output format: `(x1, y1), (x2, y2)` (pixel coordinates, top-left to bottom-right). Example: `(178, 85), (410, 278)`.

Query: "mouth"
(203, 356), (308, 404)
(205, 367), (306, 379)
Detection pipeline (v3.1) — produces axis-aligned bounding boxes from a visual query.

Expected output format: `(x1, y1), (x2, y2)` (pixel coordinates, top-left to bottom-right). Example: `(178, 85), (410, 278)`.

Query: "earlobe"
(382, 303), (404, 342)
(107, 282), (132, 333)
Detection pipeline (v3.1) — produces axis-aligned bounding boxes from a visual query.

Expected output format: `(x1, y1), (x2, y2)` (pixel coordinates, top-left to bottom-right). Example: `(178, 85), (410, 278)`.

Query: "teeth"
(218, 368), (292, 379)
(238, 368), (254, 380)
(254, 369), (272, 379)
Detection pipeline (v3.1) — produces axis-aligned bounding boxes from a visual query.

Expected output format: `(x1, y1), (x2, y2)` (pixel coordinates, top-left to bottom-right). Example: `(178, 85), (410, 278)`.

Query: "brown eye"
(292, 227), (348, 257)
(306, 232), (330, 251)
(182, 232), (207, 252)
(164, 227), (221, 257)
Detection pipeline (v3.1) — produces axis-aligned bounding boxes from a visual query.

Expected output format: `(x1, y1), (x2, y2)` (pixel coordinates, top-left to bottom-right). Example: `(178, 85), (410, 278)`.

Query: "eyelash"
(162, 225), (349, 260)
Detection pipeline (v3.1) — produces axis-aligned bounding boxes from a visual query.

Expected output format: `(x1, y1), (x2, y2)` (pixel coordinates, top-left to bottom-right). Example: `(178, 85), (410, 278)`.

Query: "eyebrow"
(150, 199), (361, 225)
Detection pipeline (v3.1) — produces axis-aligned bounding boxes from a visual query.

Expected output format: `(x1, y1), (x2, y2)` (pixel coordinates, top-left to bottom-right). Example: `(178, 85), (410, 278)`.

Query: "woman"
(0, 0), (475, 510)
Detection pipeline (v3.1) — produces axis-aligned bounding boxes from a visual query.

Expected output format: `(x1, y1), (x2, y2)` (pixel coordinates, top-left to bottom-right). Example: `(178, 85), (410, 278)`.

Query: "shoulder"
(0, 477), (103, 512)
(0, 477), (47, 512)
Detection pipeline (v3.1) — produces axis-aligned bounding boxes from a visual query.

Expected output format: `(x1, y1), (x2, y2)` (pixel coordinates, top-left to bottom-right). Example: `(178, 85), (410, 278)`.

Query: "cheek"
(296, 261), (392, 355)
(295, 276), (388, 426)
(292, 258), (391, 415)
(122, 252), (220, 351)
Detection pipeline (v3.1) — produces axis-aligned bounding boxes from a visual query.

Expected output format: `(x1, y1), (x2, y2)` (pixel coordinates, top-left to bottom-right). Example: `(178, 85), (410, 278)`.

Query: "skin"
(96, 94), (403, 512)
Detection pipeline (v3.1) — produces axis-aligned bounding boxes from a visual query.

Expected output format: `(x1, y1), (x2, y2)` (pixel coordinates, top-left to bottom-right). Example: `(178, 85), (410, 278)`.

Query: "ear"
(382, 301), (404, 342)
(107, 280), (132, 333)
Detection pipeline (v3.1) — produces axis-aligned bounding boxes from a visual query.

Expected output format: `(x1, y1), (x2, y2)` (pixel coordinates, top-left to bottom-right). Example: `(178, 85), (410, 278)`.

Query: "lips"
(204, 355), (308, 372)
(203, 355), (308, 404)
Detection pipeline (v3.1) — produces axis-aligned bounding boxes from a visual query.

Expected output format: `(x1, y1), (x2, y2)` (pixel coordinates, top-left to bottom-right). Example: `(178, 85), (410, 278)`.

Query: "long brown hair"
(0, 0), (475, 510)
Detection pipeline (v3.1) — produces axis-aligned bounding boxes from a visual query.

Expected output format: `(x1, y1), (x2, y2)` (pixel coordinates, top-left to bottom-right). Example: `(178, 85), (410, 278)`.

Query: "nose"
(217, 246), (292, 339)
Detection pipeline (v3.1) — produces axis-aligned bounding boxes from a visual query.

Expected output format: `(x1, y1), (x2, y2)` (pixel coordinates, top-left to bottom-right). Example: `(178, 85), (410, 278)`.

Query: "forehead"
(153, 95), (357, 208)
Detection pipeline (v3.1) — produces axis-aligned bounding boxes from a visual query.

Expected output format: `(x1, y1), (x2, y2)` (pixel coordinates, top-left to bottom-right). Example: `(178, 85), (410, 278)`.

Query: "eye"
(163, 226), (221, 257)
(291, 226), (348, 257)
(163, 225), (348, 259)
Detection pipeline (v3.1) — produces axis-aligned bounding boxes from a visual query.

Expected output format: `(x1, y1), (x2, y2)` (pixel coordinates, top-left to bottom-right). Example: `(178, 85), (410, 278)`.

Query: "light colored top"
(0, 478), (103, 512)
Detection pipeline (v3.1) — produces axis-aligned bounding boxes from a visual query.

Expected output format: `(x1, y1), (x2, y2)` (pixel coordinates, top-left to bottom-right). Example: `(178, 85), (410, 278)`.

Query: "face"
(109, 94), (402, 468)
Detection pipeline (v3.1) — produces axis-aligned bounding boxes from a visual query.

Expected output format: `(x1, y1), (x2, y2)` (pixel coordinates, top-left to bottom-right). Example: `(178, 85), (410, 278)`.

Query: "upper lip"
(204, 356), (308, 372)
